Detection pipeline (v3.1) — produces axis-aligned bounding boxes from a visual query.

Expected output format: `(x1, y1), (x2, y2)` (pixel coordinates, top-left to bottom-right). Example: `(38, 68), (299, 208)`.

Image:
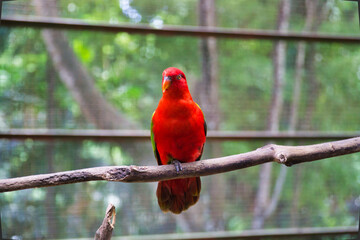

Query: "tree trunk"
(198, 0), (224, 231)
(252, 0), (291, 229)
(198, 0), (220, 131)
(291, 3), (324, 225)
(45, 58), (58, 238)
(301, 44), (319, 131)
(300, 0), (324, 131)
(32, 0), (152, 165)
(289, 0), (316, 227)
(252, 162), (273, 229)
(289, 0), (316, 132)
(31, 1), (151, 236)
(32, 0), (137, 130)
(256, 1), (323, 228)
(290, 165), (303, 227)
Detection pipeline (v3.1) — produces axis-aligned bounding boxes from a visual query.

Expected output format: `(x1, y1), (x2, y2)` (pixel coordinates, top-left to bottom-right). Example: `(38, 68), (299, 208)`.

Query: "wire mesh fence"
(0, 0), (360, 239)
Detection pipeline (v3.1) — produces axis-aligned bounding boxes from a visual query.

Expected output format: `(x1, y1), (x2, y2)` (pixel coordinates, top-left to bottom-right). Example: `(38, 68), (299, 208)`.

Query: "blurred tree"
(300, 1), (326, 131)
(45, 57), (58, 238)
(252, 0), (291, 229)
(33, 0), (137, 130)
(197, 0), (225, 231)
(289, 0), (317, 227)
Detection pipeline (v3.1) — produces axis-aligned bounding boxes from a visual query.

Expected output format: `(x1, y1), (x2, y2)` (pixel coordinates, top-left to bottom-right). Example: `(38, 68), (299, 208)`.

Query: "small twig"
(0, 137), (359, 193)
(94, 204), (116, 240)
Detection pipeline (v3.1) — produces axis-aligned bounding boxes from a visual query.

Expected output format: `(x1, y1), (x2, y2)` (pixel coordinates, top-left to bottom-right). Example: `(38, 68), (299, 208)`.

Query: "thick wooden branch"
(0, 137), (359, 193)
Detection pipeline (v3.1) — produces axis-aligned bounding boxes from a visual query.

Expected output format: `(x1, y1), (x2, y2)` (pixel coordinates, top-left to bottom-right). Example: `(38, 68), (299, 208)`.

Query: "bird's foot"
(172, 159), (183, 173)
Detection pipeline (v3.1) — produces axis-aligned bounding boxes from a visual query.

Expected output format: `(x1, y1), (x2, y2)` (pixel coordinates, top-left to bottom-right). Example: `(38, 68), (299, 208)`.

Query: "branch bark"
(94, 204), (116, 240)
(0, 137), (359, 193)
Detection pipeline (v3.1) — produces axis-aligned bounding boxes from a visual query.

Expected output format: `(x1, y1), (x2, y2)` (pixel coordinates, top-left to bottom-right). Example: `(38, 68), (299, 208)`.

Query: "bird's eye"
(177, 75), (182, 80)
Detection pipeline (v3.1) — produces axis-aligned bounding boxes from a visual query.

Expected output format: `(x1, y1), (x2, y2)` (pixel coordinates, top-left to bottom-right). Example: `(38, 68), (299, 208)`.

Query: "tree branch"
(94, 204), (116, 240)
(0, 137), (359, 193)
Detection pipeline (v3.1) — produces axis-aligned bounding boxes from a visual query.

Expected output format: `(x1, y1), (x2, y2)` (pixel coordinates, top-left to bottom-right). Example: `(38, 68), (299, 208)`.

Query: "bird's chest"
(153, 100), (204, 162)
(155, 102), (198, 138)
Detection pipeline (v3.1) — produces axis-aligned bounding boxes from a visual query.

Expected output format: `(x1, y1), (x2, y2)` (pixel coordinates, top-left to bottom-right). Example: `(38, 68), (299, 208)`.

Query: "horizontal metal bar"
(2, 16), (360, 43)
(0, 129), (358, 142)
(59, 226), (358, 240)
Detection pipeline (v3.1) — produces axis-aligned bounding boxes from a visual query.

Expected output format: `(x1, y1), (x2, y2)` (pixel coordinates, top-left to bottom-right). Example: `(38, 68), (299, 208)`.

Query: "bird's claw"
(172, 159), (183, 173)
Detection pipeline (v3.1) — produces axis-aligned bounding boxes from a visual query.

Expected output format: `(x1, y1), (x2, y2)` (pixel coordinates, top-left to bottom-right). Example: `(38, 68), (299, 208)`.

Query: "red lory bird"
(151, 67), (207, 214)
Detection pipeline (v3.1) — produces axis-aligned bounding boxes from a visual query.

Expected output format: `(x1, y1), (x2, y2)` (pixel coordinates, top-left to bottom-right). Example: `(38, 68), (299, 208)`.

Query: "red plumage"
(151, 67), (206, 214)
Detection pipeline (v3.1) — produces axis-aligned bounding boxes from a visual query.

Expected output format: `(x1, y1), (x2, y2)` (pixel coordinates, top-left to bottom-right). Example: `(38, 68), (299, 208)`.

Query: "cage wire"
(0, 0), (360, 239)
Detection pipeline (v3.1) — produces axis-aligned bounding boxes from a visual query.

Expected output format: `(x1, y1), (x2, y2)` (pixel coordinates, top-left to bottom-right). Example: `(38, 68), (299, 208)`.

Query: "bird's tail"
(156, 177), (201, 214)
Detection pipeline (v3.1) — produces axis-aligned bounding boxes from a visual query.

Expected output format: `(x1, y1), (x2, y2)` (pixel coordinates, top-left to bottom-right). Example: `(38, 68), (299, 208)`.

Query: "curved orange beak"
(162, 76), (171, 93)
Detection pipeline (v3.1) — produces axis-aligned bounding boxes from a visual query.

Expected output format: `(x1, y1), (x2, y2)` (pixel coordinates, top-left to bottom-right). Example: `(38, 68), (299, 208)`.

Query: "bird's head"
(162, 67), (188, 94)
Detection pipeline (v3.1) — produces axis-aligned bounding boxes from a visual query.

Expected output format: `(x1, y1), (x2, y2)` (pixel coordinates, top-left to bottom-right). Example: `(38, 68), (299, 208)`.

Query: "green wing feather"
(151, 111), (162, 165)
(195, 103), (207, 161)
(195, 103), (207, 137)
